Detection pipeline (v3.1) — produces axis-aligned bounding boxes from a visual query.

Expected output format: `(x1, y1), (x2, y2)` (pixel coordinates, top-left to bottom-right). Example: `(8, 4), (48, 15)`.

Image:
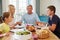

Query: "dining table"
(2, 25), (60, 40)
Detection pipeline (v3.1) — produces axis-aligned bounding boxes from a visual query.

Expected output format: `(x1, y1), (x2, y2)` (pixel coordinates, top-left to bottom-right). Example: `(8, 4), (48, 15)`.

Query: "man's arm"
(48, 16), (58, 31)
(49, 24), (56, 31)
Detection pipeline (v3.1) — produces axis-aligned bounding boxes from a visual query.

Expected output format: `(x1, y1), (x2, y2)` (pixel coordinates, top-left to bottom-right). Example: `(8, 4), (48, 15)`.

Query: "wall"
(40, 0), (60, 17)
(2, 0), (9, 13)
(2, 0), (36, 13)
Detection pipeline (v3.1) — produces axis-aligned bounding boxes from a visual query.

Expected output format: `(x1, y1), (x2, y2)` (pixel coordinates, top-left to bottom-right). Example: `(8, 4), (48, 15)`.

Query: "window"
(9, 0), (36, 21)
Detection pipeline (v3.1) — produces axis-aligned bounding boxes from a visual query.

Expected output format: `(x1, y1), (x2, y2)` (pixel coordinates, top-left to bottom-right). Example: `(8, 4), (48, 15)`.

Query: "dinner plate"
(35, 25), (49, 30)
(15, 24), (26, 29)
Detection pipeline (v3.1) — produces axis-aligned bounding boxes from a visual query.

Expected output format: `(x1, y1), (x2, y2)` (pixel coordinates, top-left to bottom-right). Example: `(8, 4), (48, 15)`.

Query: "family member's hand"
(0, 34), (4, 38)
(10, 25), (16, 29)
(16, 22), (22, 26)
(0, 33), (6, 38)
(36, 22), (45, 27)
(5, 32), (10, 36)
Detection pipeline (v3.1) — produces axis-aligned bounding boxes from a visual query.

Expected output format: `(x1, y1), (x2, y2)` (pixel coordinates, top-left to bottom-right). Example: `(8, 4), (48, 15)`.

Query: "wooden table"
(2, 30), (60, 40)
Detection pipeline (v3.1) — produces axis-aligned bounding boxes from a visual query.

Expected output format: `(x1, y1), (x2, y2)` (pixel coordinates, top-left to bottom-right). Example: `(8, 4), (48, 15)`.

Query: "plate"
(15, 24), (26, 29)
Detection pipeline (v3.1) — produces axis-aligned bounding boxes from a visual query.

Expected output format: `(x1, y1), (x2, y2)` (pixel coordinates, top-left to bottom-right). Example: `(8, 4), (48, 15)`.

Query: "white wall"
(40, 0), (60, 17)
(2, 0), (9, 13)
(2, 0), (36, 13)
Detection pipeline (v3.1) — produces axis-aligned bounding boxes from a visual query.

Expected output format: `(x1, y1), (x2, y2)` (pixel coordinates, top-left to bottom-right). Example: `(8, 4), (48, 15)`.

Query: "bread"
(37, 29), (50, 39)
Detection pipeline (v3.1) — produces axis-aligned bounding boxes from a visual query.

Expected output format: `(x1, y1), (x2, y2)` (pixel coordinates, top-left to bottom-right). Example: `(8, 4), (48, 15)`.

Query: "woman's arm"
(10, 22), (22, 29)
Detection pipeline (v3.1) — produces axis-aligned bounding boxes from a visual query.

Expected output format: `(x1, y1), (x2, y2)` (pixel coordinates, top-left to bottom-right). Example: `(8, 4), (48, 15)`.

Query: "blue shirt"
(48, 15), (60, 38)
(21, 13), (40, 25)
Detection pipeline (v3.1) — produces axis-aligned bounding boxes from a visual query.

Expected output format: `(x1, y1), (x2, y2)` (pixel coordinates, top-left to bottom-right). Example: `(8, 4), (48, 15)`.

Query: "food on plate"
(26, 25), (35, 32)
(37, 22), (45, 27)
(16, 31), (30, 35)
(37, 29), (50, 39)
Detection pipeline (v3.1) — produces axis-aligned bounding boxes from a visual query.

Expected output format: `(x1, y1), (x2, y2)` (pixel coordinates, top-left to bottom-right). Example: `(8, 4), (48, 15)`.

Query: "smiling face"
(9, 5), (15, 16)
(27, 5), (33, 14)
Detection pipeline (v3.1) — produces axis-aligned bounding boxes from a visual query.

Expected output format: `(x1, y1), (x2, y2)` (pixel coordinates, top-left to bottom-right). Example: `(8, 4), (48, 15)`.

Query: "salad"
(16, 31), (30, 35)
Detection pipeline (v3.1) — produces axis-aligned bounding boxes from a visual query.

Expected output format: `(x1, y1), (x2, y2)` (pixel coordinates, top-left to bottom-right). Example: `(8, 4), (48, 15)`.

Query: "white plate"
(15, 24), (26, 28)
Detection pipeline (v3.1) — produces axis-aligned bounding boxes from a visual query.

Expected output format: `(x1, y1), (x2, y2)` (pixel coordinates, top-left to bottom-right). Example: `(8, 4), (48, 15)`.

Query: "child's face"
(6, 14), (13, 23)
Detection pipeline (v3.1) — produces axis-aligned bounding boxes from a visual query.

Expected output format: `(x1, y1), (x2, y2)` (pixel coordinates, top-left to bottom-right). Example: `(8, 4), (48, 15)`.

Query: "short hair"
(2, 12), (10, 21)
(8, 4), (14, 7)
(27, 5), (33, 8)
(47, 5), (56, 13)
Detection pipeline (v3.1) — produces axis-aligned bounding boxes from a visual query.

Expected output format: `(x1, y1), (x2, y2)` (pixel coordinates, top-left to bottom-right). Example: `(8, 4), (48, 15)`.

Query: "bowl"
(12, 30), (32, 40)
(36, 29), (50, 39)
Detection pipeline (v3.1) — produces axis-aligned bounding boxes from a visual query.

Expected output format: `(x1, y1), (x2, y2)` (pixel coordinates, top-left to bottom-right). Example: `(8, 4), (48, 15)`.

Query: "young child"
(0, 12), (12, 40)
